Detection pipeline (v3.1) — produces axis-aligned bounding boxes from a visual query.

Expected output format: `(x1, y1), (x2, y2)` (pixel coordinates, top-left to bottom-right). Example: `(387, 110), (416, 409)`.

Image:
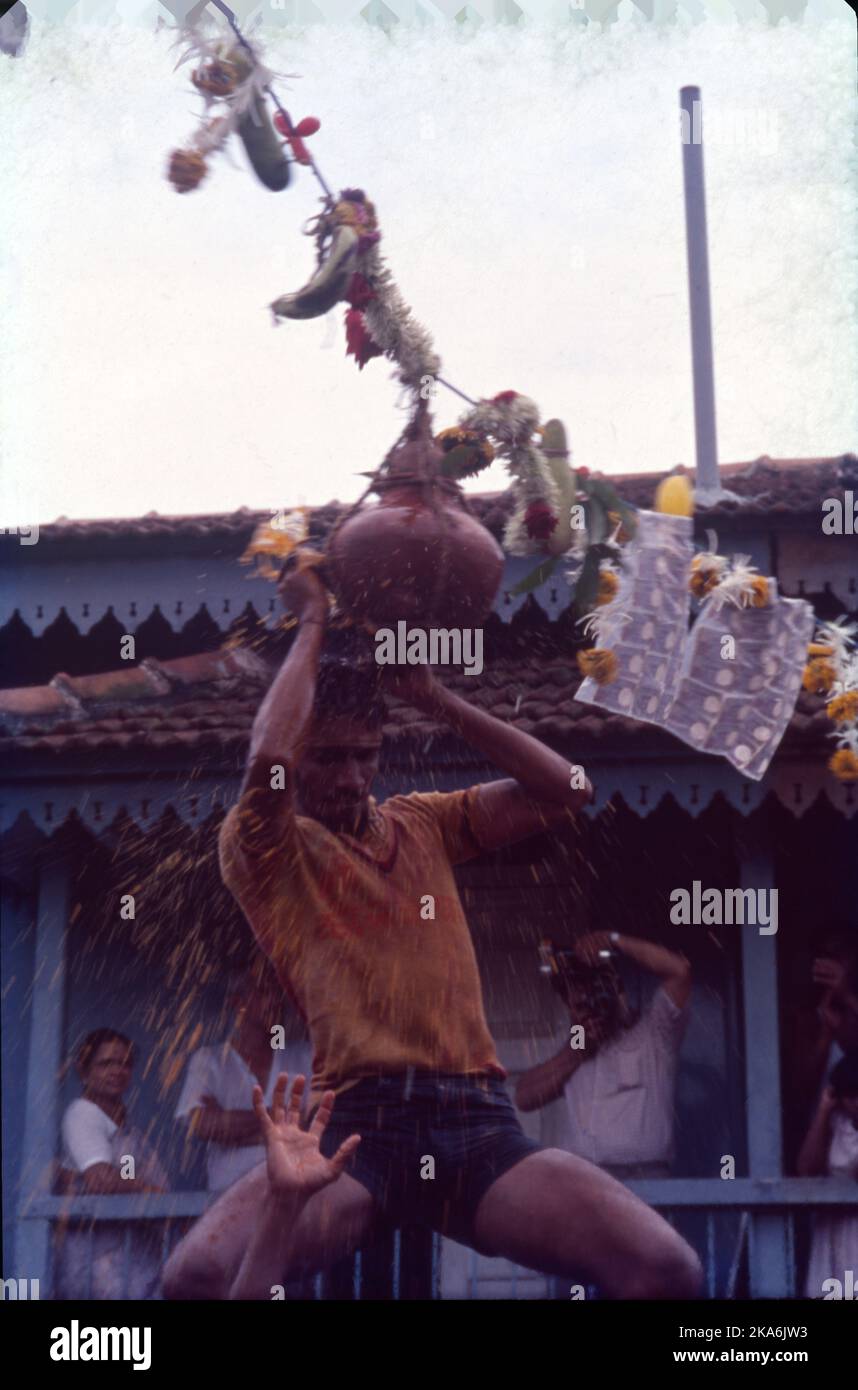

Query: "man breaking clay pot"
(163, 555), (701, 1300)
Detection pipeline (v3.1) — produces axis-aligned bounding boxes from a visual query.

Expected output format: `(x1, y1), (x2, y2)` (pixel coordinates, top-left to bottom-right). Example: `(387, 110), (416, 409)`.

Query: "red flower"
(345, 309), (383, 370)
(346, 273), (376, 310)
(492, 390), (519, 404)
(273, 113), (320, 165)
(524, 502), (558, 540)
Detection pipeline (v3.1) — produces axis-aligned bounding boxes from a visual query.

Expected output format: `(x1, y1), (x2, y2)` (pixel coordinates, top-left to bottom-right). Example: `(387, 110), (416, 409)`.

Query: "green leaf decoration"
(510, 554), (560, 595)
(587, 495), (609, 545)
(586, 478), (638, 536)
(573, 546), (602, 616)
(439, 444), (493, 480)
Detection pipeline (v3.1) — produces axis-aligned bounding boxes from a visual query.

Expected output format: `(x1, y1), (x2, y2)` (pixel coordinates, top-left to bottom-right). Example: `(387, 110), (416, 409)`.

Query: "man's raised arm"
(240, 557), (329, 802)
(384, 666), (593, 851)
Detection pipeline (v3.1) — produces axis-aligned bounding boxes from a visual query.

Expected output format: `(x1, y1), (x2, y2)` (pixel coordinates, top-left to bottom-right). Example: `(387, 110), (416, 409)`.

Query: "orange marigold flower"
(828, 749), (858, 782)
(747, 576), (770, 607)
(826, 691), (858, 724)
(808, 643), (834, 658)
(577, 648), (618, 685)
(803, 659), (837, 695)
(689, 553), (722, 600)
(191, 60), (239, 98)
(596, 571), (620, 606)
(168, 149), (207, 193)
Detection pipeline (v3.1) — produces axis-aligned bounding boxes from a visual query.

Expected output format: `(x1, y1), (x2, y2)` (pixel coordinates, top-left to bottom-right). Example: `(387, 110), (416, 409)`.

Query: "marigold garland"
(577, 648), (619, 685)
(804, 620), (858, 782)
(829, 749), (858, 782)
(803, 658), (836, 695)
(596, 569), (620, 606)
(435, 428), (495, 479)
(827, 691), (858, 724)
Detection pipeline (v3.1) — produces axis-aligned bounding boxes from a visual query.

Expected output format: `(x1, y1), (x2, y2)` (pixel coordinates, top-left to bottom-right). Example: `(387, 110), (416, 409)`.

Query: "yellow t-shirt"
(218, 786), (506, 1103)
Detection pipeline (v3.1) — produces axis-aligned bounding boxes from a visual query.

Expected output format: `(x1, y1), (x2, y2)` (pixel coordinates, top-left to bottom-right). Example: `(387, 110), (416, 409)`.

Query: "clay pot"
(327, 411), (504, 629)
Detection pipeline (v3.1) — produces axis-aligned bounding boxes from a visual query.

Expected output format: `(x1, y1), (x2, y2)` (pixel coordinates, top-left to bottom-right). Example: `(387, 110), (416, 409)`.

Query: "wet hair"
(75, 1029), (135, 1074)
(313, 629), (386, 731)
(830, 1051), (858, 1099)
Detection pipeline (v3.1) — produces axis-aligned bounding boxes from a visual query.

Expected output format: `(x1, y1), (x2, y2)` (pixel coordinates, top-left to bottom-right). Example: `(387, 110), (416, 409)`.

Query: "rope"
(207, 0), (481, 414)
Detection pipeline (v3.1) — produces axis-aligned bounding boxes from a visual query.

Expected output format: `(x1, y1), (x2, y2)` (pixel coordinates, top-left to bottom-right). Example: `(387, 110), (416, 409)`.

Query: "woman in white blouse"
(55, 1029), (168, 1300)
(799, 1050), (858, 1299)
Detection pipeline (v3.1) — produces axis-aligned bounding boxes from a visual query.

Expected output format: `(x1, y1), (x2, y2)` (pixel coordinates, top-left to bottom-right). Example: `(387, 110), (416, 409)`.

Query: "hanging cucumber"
(271, 225), (360, 320)
(228, 47), (291, 193)
(235, 97), (290, 192)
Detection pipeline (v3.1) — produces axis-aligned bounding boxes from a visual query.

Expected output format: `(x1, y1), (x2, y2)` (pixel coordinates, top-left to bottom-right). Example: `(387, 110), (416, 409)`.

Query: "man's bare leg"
(163, 1076), (375, 1300)
(472, 1149), (703, 1299)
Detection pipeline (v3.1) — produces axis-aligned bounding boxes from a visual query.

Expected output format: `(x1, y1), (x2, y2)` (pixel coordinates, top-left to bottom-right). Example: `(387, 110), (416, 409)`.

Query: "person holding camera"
(515, 932), (691, 1181)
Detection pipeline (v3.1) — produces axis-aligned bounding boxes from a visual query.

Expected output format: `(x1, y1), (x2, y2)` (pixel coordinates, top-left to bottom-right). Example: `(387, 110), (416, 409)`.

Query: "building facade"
(2, 454), (857, 1299)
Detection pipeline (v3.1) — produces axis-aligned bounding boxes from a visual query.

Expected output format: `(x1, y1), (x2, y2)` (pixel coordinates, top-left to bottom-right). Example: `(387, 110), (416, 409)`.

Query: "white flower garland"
(457, 396), (560, 555)
(354, 242), (441, 391)
(816, 619), (858, 761)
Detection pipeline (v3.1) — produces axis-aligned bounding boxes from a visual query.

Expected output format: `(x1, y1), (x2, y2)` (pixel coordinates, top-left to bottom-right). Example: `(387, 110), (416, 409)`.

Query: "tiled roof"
(0, 644), (831, 760)
(9, 456), (857, 551)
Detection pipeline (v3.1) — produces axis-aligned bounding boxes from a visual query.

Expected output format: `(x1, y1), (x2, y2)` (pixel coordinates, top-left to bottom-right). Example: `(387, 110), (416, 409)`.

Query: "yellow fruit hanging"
(654, 473), (694, 517)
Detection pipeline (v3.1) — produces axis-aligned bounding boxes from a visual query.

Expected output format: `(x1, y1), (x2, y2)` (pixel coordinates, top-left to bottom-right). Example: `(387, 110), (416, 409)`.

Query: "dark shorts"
(312, 1071), (544, 1246)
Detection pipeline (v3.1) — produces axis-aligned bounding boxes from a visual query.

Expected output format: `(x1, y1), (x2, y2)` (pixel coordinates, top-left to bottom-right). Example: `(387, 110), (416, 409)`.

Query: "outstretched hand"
(252, 1074), (361, 1201)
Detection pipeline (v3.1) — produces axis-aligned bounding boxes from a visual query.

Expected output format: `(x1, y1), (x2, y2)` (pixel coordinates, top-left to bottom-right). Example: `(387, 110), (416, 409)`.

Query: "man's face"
(295, 717), (382, 833)
(81, 1041), (133, 1100)
(561, 976), (631, 1032)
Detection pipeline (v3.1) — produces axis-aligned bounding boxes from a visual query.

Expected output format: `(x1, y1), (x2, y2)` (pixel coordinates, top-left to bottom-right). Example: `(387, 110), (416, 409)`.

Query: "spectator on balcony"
(515, 933), (691, 1181)
(786, 929), (858, 1170)
(816, 952), (858, 1054)
(54, 1028), (168, 1300)
(799, 1050), (858, 1299)
(175, 962), (312, 1194)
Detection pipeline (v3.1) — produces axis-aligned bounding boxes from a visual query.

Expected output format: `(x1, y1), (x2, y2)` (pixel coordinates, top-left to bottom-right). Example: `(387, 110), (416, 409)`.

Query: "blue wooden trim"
(0, 553), (571, 637)
(25, 1194), (212, 1220)
(2, 760), (852, 838)
(1, 886), (34, 1277)
(737, 820), (791, 1298)
(14, 857), (71, 1296)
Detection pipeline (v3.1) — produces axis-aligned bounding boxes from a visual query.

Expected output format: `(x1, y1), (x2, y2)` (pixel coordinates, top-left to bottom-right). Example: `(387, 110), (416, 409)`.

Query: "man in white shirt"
(175, 965), (312, 1193)
(515, 933), (691, 1180)
(56, 1029), (168, 1299)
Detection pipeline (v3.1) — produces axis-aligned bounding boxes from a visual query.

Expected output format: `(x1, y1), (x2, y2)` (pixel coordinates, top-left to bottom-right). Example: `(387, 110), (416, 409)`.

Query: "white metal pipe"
(680, 86), (721, 503)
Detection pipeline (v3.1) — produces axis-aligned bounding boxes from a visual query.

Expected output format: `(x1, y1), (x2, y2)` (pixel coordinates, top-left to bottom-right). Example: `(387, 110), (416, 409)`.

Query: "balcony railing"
(13, 1178), (857, 1300)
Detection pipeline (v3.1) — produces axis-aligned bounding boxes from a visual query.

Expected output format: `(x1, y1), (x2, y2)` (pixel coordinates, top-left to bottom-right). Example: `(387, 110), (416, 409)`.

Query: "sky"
(1, 8), (856, 525)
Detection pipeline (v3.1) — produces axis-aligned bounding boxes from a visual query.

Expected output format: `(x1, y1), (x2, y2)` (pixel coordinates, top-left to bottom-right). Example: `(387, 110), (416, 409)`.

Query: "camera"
(538, 937), (623, 1031)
